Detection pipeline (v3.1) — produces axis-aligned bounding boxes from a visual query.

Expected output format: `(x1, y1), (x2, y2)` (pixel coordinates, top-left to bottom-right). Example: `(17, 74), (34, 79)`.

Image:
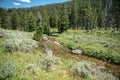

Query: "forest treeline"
(0, 0), (120, 33)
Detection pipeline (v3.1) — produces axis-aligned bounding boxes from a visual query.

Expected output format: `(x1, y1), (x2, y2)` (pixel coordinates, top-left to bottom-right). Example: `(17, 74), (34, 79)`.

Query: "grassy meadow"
(0, 29), (119, 80)
(57, 30), (120, 64)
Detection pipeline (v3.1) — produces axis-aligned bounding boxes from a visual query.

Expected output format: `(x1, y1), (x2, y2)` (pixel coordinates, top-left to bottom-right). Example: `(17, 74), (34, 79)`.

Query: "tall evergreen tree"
(33, 12), (43, 41)
(1, 14), (12, 29)
(28, 12), (36, 32)
(112, 0), (120, 31)
(42, 10), (50, 35)
(50, 8), (59, 32)
(58, 4), (69, 33)
(11, 12), (20, 30)
(71, 0), (78, 29)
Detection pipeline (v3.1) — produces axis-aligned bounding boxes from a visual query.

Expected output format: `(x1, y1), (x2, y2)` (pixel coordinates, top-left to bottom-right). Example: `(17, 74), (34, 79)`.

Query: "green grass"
(0, 51), (75, 80)
(0, 29), (119, 80)
(57, 30), (120, 64)
(71, 61), (118, 80)
(0, 51), (118, 80)
(0, 29), (38, 52)
(0, 29), (73, 80)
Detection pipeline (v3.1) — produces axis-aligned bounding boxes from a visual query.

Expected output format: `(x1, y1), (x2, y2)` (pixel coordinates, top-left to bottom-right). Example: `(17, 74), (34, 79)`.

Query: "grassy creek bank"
(40, 36), (120, 79)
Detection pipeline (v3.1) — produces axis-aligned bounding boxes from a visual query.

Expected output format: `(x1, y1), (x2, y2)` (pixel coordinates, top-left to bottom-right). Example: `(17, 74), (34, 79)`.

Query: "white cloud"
(19, 0), (31, 3)
(13, 2), (21, 6)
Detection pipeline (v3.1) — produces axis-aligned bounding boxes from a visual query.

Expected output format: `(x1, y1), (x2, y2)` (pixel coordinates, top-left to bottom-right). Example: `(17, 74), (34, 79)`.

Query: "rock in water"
(43, 44), (53, 57)
(54, 41), (61, 46)
(72, 50), (82, 55)
(42, 37), (48, 41)
(46, 48), (53, 57)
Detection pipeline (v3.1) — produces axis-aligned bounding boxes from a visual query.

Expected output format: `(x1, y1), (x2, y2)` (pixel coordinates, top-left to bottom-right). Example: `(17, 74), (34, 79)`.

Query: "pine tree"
(22, 12), (29, 31)
(33, 22), (43, 41)
(11, 12), (20, 30)
(1, 14), (12, 29)
(43, 25), (50, 35)
(33, 12), (43, 41)
(71, 0), (78, 29)
(50, 8), (59, 32)
(42, 10), (51, 35)
(58, 4), (69, 33)
(28, 12), (36, 32)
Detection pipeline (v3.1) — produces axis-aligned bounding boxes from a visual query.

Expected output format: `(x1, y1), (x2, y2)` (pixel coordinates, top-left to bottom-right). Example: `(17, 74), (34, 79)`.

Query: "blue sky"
(0, 0), (70, 8)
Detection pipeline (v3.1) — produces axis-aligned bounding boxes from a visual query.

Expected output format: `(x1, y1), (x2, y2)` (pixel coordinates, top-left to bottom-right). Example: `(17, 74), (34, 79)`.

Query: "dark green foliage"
(50, 8), (59, 30)
(33, 25), (43, 41)
(1, 15), (12, 29)
(83, 46), (120, 64)
(0, 61), (16, 80)
(27, 13), (36, 32)
(11, 12), (20, 30)
(112, 0), (120, 31)
(42, 10), (51, 35)
(43, 25), (50, 35)
(70, 0), (78, 29)
(58, 4), (69, 33)
(33, 12), (43, 41)
(0, 0), (120, 32)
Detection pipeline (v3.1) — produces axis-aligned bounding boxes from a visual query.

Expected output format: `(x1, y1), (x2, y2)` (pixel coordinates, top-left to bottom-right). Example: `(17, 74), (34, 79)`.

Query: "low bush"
(57, 36), (79, 49)
(37, 55), (61, 71)
(83, 45), (120, 64)
(57, 30), (120, 64)
(0, 29), (32, 39)
(5, 38), (38, 52)
(0, 61), (16, 80)
(71, 61), (118, 80)
(0, 29), (38, 52)
(71, 61), (94, 79)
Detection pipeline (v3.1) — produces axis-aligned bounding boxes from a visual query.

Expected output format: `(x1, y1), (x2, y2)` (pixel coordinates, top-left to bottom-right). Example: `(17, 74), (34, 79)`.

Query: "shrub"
(57, 37), (79, 49)
(71, 61), (94, 79)
(33, 26), (43, 41)
(71, 61), (118, 80)
(5, 38), (38, 52)
(83, 45), (120, 64)
(0, 29), (32, 39)
(57, 30), (120, 64)
(0, 61), (16, 80)
(0, 29), (38, 52)
(37, 55), (61, 71)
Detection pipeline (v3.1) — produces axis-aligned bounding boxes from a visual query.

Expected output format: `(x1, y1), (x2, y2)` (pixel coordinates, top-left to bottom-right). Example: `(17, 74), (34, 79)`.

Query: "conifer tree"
(42, 10), (50, 35)
(11, 12), (20, 30)
(33, 12), (43, 41)
(50, 8), (59, 32)
(71, 0), (78, 29)
(28, 12), (36, 32)
(1, 15), (12, 29)
(58, 4), (69, 33)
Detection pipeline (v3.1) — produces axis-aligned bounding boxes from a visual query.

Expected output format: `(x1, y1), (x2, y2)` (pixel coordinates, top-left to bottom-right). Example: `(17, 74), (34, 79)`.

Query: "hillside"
(0, 0), (120, 80)
(0, 0), (120, 32)
(0, 29), (120, 80)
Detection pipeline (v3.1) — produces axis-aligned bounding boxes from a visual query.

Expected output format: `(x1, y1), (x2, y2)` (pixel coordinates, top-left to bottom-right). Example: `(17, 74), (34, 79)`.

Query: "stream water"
(41, 36), (120, 79)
